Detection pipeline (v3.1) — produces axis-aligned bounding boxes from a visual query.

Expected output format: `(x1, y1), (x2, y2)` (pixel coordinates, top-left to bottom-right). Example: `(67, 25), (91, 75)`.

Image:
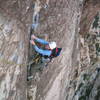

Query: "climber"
(30, 34), (62, 64)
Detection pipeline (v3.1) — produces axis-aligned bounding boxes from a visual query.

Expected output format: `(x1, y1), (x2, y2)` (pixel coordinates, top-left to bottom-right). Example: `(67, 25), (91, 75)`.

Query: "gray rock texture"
(0, 0), (100, 100)
(0, 0), (33, 100)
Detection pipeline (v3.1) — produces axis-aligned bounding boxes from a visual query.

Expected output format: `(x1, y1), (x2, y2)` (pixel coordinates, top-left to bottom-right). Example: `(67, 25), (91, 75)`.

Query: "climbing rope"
(0, 54), (41, 66)
(0, 2), (47, 68)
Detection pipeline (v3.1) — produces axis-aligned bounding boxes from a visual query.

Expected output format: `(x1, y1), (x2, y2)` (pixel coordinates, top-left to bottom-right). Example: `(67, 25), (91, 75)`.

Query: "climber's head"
(46, 42), (57, 50)
(49, 42), (57, 49)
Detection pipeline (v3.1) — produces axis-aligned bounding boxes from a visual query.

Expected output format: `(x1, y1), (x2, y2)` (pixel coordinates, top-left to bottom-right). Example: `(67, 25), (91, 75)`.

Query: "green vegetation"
(83, 74), (90, 81)
(85, 84), (93, 97)
(95, 43), (100, 53)
(77, 84), (93, 100)
(92, 13), (99, 29)
(78, 83), (84, 91)
(79, 96), (86, 100)
(95, 85), (100, 100)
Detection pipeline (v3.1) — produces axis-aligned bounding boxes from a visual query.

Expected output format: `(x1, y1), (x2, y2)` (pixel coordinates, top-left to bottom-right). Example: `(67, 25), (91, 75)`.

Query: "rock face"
(28, 0), (83, 100)
(0, 14), (26, 100)
(0, 0), (100, 100)
(71, 1), (100, 100)
(0, 0), (33, 100)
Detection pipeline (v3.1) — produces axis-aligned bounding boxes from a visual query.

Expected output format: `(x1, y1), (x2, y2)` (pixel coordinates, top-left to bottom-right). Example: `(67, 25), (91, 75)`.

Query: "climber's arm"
(30, 40), (51, 56)
(33, 45), (51, 56)
(35, 38), (49, 45)
(31, 34), (49, 45)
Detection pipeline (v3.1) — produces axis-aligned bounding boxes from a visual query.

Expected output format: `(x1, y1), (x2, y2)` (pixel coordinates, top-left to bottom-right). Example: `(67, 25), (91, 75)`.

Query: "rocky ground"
(0, 0), (100, 100)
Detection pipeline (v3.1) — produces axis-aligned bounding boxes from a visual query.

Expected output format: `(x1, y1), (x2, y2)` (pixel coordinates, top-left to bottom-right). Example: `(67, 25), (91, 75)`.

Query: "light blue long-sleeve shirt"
(35, 38), (49, 45)
(33, 38), (52, 56)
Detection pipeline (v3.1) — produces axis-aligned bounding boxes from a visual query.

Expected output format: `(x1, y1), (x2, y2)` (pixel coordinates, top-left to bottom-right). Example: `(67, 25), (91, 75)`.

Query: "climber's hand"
(31, 34), (37, 40)
(30, 40), (35, 45)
